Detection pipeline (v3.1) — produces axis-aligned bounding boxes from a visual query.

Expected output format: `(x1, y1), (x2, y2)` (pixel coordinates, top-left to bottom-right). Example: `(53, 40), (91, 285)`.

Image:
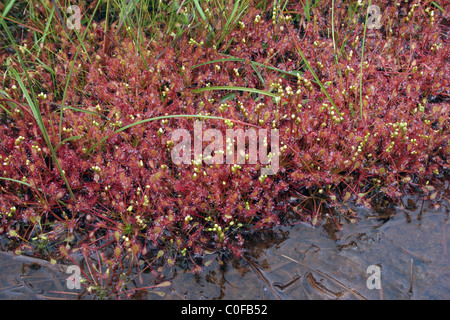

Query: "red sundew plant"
(0, 0), (449, 290)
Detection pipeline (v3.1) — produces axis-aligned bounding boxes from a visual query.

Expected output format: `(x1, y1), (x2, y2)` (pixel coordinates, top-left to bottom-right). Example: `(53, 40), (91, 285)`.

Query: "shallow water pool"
(0, 190), (448, 300)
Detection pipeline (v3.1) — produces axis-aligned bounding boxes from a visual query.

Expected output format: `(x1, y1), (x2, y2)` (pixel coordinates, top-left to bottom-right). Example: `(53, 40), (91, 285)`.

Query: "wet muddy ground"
(0, 188), (448, 300)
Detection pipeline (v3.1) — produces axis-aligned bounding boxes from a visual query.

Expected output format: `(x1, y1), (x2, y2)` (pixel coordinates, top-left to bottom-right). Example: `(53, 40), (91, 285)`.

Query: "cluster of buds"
(37, 92), (47, 99)
(18, 43), (27, 54)
(142, 194), (149, 206)
(1, 206), (16, 219)
(388, 121), (407, 138)
(224, 119), (233, 128)
(322, 103), (344, 123)
(161, 86), (170, 97)
(237, 101), (249, 117)
(188, 38), (204, 46)
(317, 61), (324, 70)
(351, 36), (359, 48)
(109, 120), (123, 128)
(272, 3), (281, 25)
(359, 132), (371, 157)
(31, 144), (41, 152)
(431, 43), (442, 53)
(14, 136), (25, 147)
(297, 74), (313, 91)
(121, 235), (131, 247)
(91, 165), (101, 173)
(405, 3), (420, 22)
(282, 15), (292, 23)
(386, 141), (396, 153)
(206, 221), (225, 242)
(347, 49), (354, 61)
(219, 103), (230, 112)
(373, 178), (382, 186)
(424, 7), (435, 24)
(285, 85), (294, 96)
(231, 164), (242, 173)
(135, 215), (146, 228)
(225, 137), (234, 158)
(270, 80), (284, 98)
(166, 140), (174, 150)
(255, 102), (265, 113)
(345, 65), (356, 75)
(348, 132), (371, 162)
(191, 157), (206, 180)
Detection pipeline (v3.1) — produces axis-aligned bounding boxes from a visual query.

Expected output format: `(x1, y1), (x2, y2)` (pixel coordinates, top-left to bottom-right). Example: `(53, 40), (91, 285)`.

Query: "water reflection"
(0, 190), (448, 299)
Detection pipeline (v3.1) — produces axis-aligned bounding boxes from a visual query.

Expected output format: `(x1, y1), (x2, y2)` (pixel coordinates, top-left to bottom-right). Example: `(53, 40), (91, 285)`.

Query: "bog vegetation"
(0, 0), (448, 298)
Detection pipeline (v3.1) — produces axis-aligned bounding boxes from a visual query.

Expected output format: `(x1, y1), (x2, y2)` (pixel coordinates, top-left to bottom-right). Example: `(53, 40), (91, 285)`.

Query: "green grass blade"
(87, 114), (258, 154)
(251, 61), (265, 86)
(10, 68), (43, 132)
(431, 2), (444, 11)
(192, 86), (278, 98)
(192, 57), (246, 67)
(0, 177), (32, 188)
(123, 21), (149, 69)
(193, 0), (208, 21)
(9, 68), (75, 200)
(222, 0), (241, 33)
(58, 0), (102, 141)
(282, 14), (342, 117)
(0, 90), (14, 116)
(53, 103), (102, 116)
(192, 57), (302, 77)
(1, 0), (17, 17)
(55, 135), (83, 151)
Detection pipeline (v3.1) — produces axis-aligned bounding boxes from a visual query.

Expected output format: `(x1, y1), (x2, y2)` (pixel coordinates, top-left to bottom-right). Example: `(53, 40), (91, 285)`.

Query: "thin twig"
(243, 256), (282, 300)
(409, 259), (414, 294)
(443, 218), (448, 256)
(398, 246), (432, 263)
(51, 0), (69, 35)
(281, 254), (367, 300)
